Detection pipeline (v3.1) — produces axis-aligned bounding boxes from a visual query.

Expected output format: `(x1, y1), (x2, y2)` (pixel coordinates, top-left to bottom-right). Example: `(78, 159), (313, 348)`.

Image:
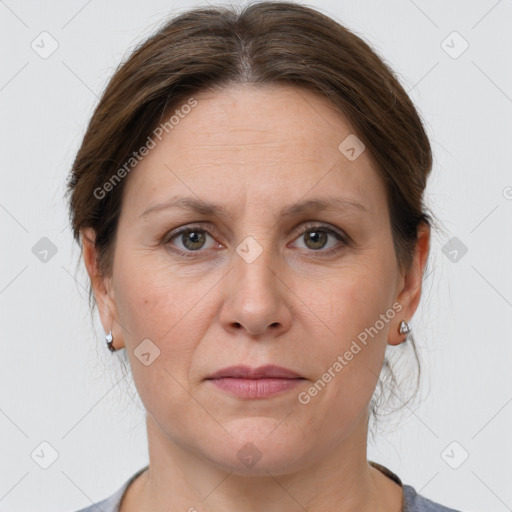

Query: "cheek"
(113, 245), (202, 340)
(301, 254), (396, 407)
(111, 248), (220, 389)
(308, 256), (395, 341)
(111, 264), (205, 424)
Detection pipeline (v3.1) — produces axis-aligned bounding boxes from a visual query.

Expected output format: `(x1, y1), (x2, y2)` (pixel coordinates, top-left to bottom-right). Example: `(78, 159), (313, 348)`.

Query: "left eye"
(292, 225), (344, 252)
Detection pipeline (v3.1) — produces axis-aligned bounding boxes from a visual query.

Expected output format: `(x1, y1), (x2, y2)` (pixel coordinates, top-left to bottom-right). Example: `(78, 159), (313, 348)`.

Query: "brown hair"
(66, 1), (437, 435)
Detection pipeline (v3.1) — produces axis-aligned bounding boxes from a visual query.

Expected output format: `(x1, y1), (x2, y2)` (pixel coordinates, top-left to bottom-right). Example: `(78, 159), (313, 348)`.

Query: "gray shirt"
(71, 461), (462, 512)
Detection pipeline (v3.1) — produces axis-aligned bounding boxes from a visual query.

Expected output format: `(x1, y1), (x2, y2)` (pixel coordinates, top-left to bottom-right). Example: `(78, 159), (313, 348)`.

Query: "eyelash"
(163, 222), (349, 258)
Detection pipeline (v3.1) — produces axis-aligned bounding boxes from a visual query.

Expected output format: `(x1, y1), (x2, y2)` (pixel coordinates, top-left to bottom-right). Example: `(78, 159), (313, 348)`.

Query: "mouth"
(206, 365), (306, 399)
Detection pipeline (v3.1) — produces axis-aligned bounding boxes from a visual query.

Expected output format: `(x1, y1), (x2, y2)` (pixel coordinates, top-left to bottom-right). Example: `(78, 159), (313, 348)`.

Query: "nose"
(219, 241), (293, 338)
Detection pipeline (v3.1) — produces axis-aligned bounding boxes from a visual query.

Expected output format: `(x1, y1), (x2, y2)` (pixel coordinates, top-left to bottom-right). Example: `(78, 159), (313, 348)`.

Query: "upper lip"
(207, 365), (303, 379)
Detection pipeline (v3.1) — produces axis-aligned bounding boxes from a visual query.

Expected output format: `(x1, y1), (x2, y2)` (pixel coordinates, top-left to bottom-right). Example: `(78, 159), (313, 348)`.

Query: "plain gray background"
(1, 1), (511, 511)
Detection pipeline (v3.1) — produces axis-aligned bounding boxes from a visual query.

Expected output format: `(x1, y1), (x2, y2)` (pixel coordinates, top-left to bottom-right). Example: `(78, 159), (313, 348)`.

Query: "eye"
(165, 225), (218, 256)
(290, 223), (347, 255)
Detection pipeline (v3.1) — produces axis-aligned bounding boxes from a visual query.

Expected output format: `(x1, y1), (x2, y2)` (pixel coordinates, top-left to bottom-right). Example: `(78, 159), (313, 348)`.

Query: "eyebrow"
(140, 195), (368, 220)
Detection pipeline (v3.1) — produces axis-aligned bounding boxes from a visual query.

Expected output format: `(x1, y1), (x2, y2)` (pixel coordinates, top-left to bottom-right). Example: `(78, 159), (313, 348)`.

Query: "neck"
(126, 412), (402, 512)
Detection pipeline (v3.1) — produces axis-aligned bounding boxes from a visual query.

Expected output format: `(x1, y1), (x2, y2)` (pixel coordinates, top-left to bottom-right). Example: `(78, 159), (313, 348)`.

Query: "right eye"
(164, 224), (220, 256)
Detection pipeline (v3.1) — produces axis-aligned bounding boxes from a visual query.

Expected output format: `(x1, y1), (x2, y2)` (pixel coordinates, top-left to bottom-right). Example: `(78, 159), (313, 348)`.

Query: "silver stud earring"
(398, 320), (410, 337)
(105, 330), (116, 352)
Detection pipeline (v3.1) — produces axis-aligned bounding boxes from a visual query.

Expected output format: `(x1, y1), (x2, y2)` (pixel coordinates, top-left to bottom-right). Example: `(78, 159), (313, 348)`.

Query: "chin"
(200, 418), (312, 476)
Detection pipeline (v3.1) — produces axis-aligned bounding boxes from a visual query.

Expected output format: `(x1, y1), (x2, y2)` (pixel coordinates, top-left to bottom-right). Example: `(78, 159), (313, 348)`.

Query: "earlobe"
(387, 318), (412, 346)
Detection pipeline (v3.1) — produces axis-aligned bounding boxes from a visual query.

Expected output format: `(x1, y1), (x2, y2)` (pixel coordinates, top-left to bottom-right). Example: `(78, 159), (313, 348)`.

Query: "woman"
(66, 2), (462, 511)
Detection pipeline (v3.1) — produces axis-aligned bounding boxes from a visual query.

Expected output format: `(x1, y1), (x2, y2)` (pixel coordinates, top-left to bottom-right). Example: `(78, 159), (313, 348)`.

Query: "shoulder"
(67, 465), (148, 512)
(369, 460), (463, 512)
(70, 486), (125, 512)
(71, 493), (121, 512)
(402, 483), (463, 512)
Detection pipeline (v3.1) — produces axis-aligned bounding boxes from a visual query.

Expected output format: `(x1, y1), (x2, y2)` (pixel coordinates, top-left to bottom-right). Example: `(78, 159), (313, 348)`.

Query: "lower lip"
(208, 377), (304, 398)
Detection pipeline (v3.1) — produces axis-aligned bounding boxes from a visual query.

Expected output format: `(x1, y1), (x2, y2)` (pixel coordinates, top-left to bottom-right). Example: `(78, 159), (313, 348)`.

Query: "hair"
(66, 0), (439, 440)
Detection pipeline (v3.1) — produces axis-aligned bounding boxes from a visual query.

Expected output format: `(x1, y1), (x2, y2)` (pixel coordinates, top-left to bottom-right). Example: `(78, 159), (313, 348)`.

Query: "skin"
(82, 83), (430, 512)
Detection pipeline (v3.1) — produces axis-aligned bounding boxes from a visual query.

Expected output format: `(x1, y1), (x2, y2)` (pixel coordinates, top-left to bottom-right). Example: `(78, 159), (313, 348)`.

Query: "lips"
(206, 365), (305, 399)
(206, 364), (303, 380)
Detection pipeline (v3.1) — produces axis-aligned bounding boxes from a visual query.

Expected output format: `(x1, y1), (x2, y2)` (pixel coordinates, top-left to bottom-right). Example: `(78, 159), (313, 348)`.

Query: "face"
(85, 83), (427, 475)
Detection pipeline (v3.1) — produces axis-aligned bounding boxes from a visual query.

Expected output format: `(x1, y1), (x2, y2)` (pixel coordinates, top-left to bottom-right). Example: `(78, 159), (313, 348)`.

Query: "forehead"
(170, 84), (359, 159)
(122, 83), (387, 220)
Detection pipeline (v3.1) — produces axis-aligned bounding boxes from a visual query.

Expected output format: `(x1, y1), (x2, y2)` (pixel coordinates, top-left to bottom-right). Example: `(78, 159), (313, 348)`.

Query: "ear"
(388, 222), (431, 346)
(81, 227), (123, 350)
